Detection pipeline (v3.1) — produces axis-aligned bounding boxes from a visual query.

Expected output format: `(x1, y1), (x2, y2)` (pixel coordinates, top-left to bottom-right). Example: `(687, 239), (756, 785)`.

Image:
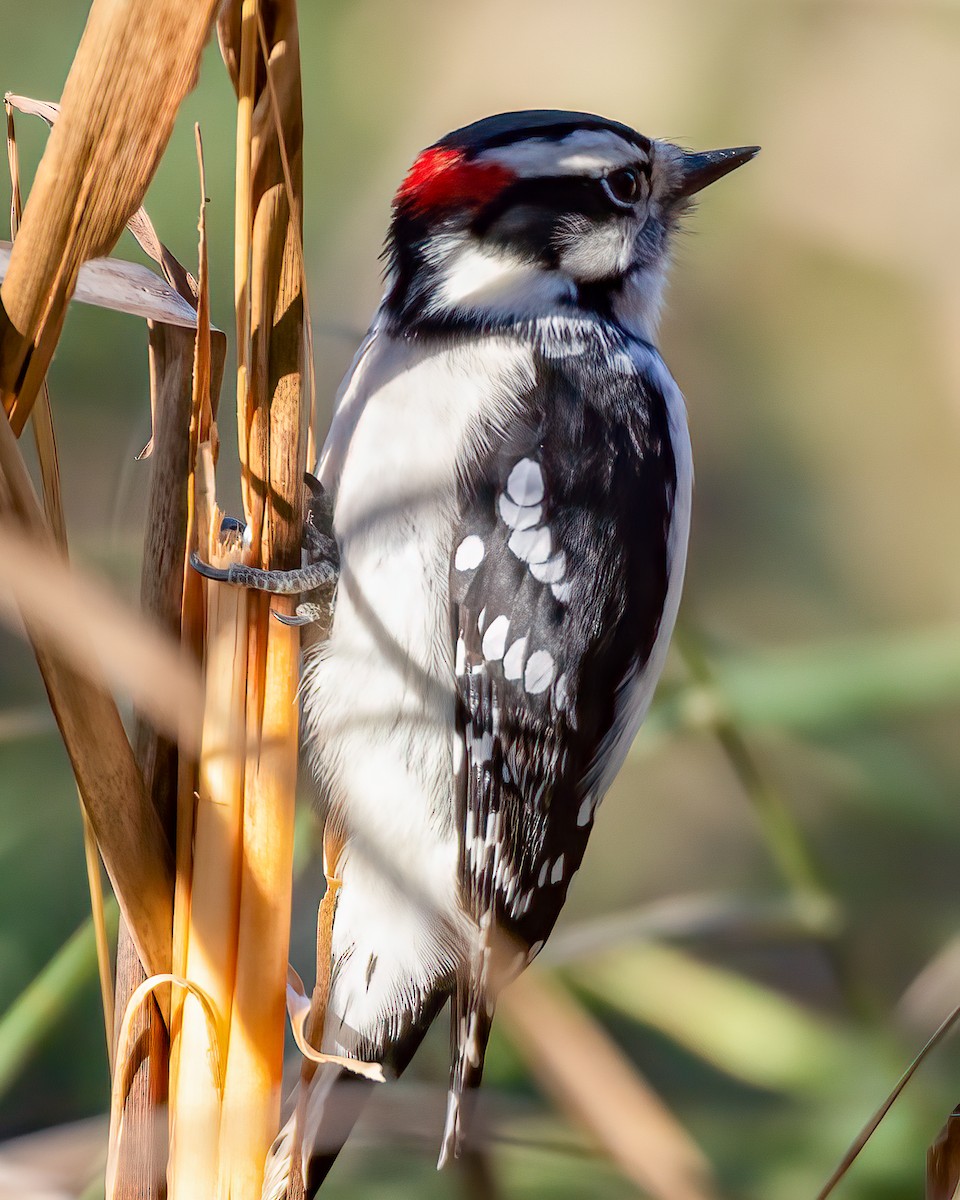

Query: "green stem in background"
(0, 900), (120, 1101)
(645, 624), (960, 741)
(675, 626), (831, 905)
(672, 625), (874, 1021)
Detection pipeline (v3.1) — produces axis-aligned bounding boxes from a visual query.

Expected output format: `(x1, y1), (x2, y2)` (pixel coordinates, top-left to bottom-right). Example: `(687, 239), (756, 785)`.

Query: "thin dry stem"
(500, 970), (718, 1200)
(5, 94), (115, 1068)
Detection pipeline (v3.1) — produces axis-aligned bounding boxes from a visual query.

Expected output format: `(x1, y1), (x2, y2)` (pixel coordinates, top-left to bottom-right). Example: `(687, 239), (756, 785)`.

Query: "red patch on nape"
(395, 146), (514, 214)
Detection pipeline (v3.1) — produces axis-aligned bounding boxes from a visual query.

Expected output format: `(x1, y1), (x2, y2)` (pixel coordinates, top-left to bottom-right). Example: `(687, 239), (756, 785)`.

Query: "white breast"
(301, 325), (533, 1044)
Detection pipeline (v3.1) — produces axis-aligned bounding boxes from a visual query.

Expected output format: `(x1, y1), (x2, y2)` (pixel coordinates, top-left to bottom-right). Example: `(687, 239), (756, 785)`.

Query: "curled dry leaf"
(285, 967), (384, 1083)
(0, 242), (200, 329)
(106, 973), (225, 1200)
(7, 85), (195, 300)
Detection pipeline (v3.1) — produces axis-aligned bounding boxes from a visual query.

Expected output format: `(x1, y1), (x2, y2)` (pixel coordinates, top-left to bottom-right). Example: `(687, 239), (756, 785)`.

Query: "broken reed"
(171, 4), (306, 1196)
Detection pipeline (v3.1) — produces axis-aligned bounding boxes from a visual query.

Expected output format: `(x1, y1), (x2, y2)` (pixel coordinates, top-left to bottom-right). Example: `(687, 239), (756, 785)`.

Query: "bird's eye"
(602, 167), (641, 207)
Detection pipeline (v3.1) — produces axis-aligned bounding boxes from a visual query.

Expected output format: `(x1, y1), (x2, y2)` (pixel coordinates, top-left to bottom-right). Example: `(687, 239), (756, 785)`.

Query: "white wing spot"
(498, 493), (542, 531)
(508, 525), (552, 565)
(551, 581), (573, 604)
(554, 672), (569, 712)
(481, 614), (510, 662)
(455, 534), (485, 571)
(506, 458), (545, 506)
(503, 636), (528, 681)
(527, 939), (545, 963)
(524, 650), (555, 694)
(455, 635), (467, 675)
(551, 854), (565, 884)
(452, 737), (465, 774)
(530, 551), (566, 585)
(477, 607), (487, 632)
(577, 796), (592, 826)
(537, 861), (549, 888)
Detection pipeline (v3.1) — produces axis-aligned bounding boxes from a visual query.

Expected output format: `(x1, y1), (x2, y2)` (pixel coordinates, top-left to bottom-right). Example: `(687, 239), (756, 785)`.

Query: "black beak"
(676, 145), (760, 199)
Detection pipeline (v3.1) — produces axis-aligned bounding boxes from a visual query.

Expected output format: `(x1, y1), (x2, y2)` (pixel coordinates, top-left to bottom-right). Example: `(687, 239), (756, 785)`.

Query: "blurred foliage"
(3, 1), (960, 1197)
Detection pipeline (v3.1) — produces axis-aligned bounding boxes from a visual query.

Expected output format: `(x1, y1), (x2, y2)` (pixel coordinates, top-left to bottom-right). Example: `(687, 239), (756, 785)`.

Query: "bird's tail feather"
(438, 979), (494, 1169)
(261, 1066), (374, 1200)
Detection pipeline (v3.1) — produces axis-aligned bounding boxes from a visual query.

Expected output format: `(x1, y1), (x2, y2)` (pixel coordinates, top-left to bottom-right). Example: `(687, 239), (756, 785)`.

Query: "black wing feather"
(441, 335), (678, 1162)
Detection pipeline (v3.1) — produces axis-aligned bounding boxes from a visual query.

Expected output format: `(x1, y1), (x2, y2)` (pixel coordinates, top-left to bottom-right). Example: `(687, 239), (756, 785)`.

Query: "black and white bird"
(198, 108), (756, 1197)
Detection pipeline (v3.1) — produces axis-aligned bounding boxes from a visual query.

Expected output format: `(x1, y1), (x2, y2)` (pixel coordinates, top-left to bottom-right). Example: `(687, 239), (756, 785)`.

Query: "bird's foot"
(190, 475), (339, 625)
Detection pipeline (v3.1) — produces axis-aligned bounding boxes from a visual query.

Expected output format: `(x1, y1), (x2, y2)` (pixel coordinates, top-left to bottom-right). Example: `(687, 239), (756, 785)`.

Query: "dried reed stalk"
(214, 5), (306, 1194)
(0, 0), (220, 993)
(0, 0), (219, 432)
(114, 310), (225, 1200)
(2, 5), (306, 1196)
(168, 522), (248, 1198)
(500, 970), (718, 1200)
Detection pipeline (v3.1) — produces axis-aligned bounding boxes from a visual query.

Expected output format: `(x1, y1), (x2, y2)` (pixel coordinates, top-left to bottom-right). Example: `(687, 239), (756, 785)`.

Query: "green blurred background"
(3, 2), (960, 1197)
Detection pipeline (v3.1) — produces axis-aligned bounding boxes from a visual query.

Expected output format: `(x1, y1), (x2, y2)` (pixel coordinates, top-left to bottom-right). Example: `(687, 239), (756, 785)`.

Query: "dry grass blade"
(816, 1000), (960, 1200)
(5, 91), (116, 1070)
(0, 521), (203, 748)
(165, 129), (227, 1200)
(499, 970), (718, 1200)
(0, 408), (175, 979)
(4, 93), (59, 126)
(0, 242), (204, 330)
(0, 0), (219, 433)
(285, 967), (384, 1082)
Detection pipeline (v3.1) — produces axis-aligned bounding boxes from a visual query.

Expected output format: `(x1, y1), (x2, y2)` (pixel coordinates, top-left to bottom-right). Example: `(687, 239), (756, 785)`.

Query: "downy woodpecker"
(196, 108), (757, 1196)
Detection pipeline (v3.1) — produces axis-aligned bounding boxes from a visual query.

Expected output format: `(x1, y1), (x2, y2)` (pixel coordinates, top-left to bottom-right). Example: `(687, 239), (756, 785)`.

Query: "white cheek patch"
(434, 241), (574, 321)
(556, 216), (636, 283)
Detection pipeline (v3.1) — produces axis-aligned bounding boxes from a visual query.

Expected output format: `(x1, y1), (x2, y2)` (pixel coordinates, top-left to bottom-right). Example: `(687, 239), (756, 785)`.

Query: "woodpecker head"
(384, 110), (758, 339)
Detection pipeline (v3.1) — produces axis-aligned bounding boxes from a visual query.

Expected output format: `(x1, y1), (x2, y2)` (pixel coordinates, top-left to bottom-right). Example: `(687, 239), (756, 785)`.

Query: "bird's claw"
(274, 602), (330, 627)
(189, 551), (232, 583)
(188, 475), (339, 627)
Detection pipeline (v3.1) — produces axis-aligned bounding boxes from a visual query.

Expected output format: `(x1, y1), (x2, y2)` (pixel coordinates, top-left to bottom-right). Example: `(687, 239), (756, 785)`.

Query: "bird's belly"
(299, 330), (534, 1044)
(300, 508), (464, 1050)
(302, 508), (460, 894)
